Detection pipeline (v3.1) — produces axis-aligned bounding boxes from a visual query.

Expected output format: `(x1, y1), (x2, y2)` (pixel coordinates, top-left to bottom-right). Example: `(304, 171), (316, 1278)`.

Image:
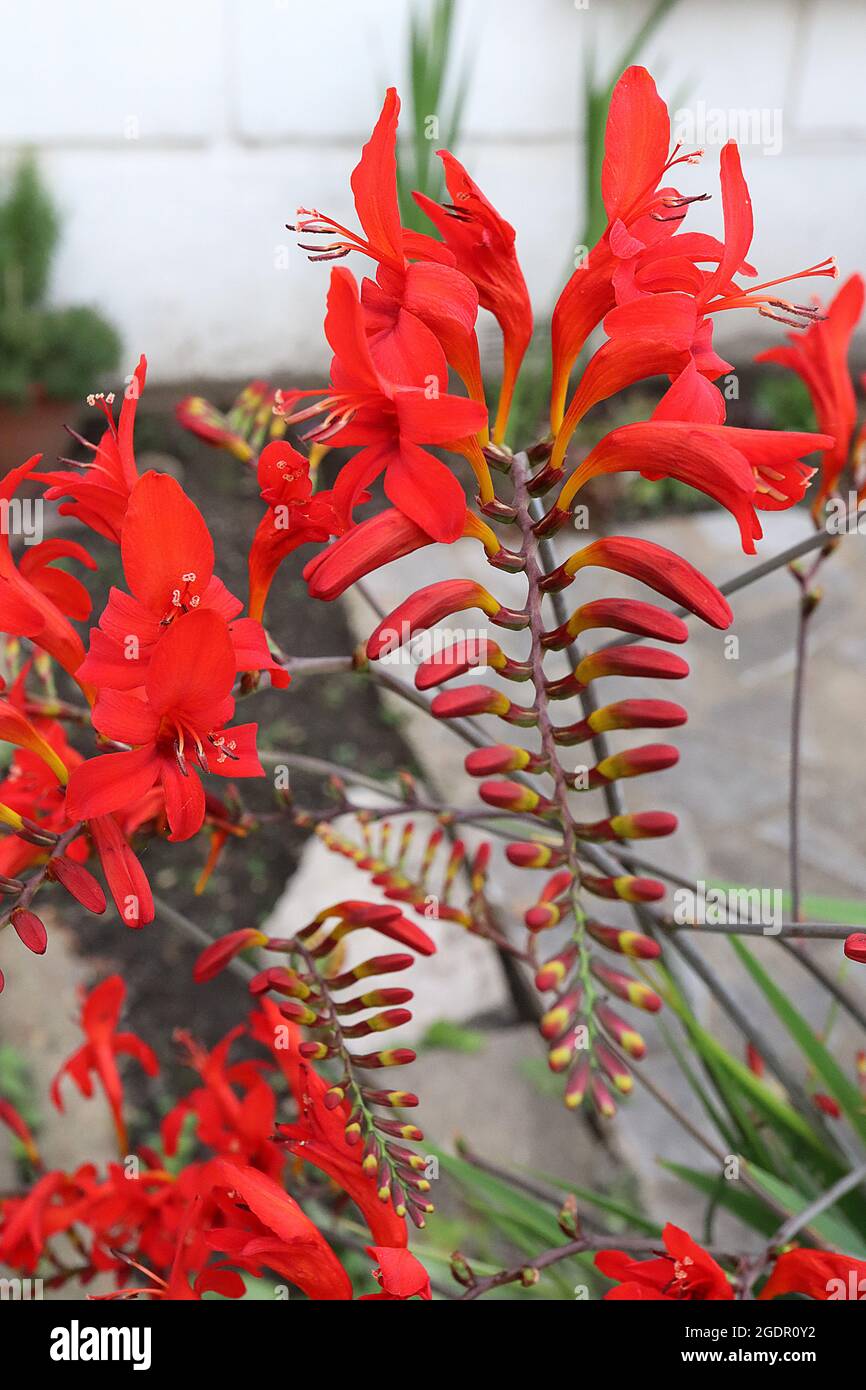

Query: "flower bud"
(592, 961), (662, 1012)
(11, 908), (47, 955)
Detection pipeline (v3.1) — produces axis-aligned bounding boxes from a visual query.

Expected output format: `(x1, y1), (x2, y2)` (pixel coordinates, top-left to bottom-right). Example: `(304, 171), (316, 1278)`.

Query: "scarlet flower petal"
(145, 609), (236, 725)
(121, 471), (215, 615)
(92, 689), (160, 746)
(229, 617), (291, 690)
(324, 267), (382, 391)
(88, 815), (155, 929)
(601, 65), (671, 224)
(350, 87), (405, 269)
(66, 745), (161, 824)
(759, 1248), (866, 1301)
(160, 759), (207, 843)
(699, 142), (754, 307)
(383, 440), (468, 542)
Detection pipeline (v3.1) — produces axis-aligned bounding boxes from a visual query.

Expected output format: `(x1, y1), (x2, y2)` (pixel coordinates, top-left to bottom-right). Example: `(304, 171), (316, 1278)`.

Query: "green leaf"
(420, 1019), (486, 1053)
(658, 963), (840, 1170)
(660, 1019), (740, 1153)
(729, 936), (866, 1148)
(661, 1161), (780, 1237)
(747, 1165), (866, 1257)
(429, 1145), (564, 1248)
(529, 1167), (660, 1236)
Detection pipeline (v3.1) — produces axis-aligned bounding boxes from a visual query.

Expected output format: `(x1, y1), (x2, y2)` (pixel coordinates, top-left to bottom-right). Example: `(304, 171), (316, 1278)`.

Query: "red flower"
(551, 66), (704, 429)
(0, 1168), (95, 1272)
(162, 1027), (281, 1176)
(0, 457), (92, 684)
(596, 1223), (733, 1300)
(294, 89), (485, 410)
(248, 440), (346, 621)
(361, 1245), (432, 1300)
(550, 417), (831, 554)
(51, 975), (159, 1155)
(194, 1159), (353, 1300)
(757, 273), (864, 511)
(415, 150), (533, 444)
(279, 267), (488, 542)
(759, 1248), (866, 1301)
(66, 608), (264, 842)
(550, 68), (835, 440)
(252, 999), (410, 1247)
(77, 471), (288, 690)
(35, 356), (147, 543)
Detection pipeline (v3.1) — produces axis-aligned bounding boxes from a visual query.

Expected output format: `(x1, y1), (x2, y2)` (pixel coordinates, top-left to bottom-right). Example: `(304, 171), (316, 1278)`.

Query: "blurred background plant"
(0, 156), (120, 408)
(394, 0), (473, 233)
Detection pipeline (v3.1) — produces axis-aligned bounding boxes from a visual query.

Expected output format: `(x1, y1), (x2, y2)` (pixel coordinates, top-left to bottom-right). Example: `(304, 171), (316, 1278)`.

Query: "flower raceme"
(0, 57), (858, 1296)
(288, 62), (844, 1121)
(176, 379), (288, 463)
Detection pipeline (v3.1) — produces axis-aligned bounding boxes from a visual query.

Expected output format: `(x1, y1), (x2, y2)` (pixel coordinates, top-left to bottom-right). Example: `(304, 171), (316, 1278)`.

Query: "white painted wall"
(0, 0), (863, 383)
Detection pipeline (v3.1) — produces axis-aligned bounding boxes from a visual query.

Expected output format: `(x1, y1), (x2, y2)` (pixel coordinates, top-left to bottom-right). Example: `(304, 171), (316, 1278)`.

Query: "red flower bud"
(194, 928), (269, 982)
(506, 841), (565, 870)
(479, 780), (554, 815)
(542, 535), (733, 630)
(597, 1004), (647, 1059)
(535, 944), (579, 992)
(581, 873), (666, 903)
(542, 597), (689, 649)
(554, 699), (687, 745)
(587, 922), (661, 959)
(592, 961), (662, 1012)
(432, 685), (536, 725)
(591, 1072), (618, 1119)
(48, 857), (106, 914)
(465, 745), (547, 776)
(11, 908), (47, 955)
(843, 933), (866, 963)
